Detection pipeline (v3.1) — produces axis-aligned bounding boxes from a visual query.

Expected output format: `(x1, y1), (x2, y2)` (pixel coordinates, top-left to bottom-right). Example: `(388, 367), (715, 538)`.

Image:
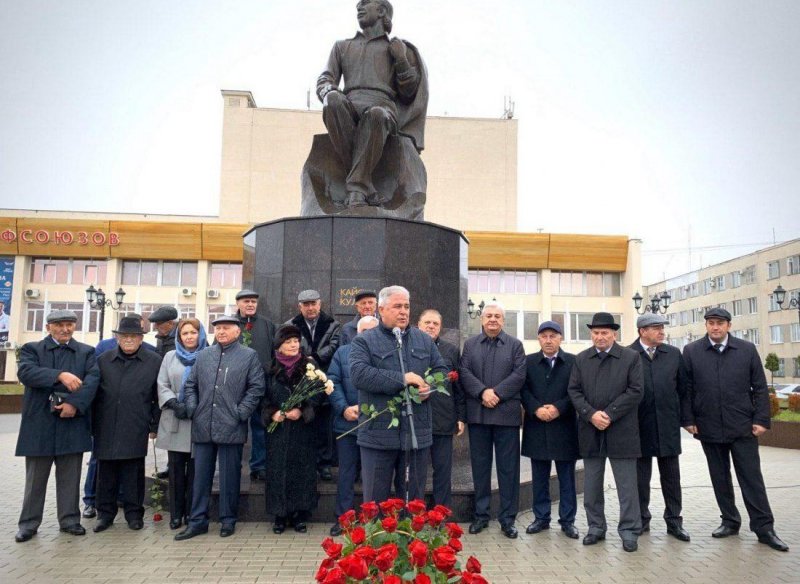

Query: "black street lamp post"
(466, 298), (485, 320)
(632, 290), (671, 315)
(772, 284), (800, 324)
(86, 285), (126, 341)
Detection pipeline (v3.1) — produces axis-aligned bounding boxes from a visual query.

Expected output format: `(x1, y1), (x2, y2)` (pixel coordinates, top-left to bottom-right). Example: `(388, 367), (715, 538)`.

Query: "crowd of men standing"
(12, 286), (789, 554)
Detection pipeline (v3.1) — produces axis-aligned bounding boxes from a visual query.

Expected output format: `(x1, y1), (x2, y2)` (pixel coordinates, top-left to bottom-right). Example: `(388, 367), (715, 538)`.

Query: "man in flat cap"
(14, 310), (100, 542)
(340, 290), (378, 346)
(286, 290), (342, 481)
(176, 315), (265, 540)
(234, 289), (276, 482)
(92, 316), (162, 533)
(629, 313), (691, 542)
(150, 305), (179, 357)
(568, 312), (643, 552)
(521, 320), (579, 540)
(683, 307), (788, 551)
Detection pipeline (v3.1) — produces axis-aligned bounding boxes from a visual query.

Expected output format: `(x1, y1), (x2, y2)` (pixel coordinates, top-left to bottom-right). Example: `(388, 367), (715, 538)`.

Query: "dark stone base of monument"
(301, 134), (426, 221)
(242, 215), (468, 346)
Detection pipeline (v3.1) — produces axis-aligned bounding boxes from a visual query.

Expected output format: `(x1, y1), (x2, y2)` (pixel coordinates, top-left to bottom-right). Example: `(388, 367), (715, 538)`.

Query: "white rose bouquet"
(267, 362), (335, 433)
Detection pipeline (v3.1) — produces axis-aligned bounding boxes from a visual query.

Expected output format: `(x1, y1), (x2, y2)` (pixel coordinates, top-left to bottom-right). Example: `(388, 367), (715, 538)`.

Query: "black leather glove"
(173, 402), (188, 419)
(164, 398), (178, 410)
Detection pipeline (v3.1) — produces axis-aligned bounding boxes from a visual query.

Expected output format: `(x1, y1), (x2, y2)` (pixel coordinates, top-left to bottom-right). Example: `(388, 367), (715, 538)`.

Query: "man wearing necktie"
(520, 321), (579, 539)
(14, 310), (99, 543)
(629, 313), (691, 542)
(568, 312), (643, 552)
(682, 307), (788, 551)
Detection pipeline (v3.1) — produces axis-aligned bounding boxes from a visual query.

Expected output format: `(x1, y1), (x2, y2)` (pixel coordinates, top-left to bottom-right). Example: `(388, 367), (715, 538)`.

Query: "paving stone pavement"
(1, 413), (798, 583)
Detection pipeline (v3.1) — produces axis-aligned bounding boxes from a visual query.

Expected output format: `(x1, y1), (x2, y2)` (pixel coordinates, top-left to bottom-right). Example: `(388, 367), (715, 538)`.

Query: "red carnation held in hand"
(447, 370), (459, 382)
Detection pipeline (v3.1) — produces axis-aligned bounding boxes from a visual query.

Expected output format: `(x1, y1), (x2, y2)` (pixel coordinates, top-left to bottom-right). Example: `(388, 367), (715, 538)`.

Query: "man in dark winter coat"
(340, 289), (378, 346)
(629, 313), (691, 542)
(150, 305), (178, 357)
(286, 289), (342, 481)
(328, 315), (379, 536)
(175, 315), (266, 541)
(92, 316), (162, 533)
(683, 307), (788, 552)
(520, 320), (579, 540)
(460, 302), (526, 539)
(350, 286), (447, 503)
(234, 289), (276, 482)
(14, 310), (100, 543)
(568, 312), (643, 552)
(418, 308), (465, 508)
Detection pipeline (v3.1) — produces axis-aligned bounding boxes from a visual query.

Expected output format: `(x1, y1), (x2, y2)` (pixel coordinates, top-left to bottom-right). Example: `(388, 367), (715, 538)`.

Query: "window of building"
(522, 311), (540, 340)
(769, 295), (781, 312)
(688, 283), (699, 297)
(161, 261), (198, 287)
(178, 304), (197, 320)
(209, 263), (243, 289)
(747, 297), (758, 314)
(567, 313), (622, 342)
(745, 328), (760, 345)
(731, 271), (741, 288)
(790, 323), (800, 343)
(679, 311), (689, 326)
(504, 311), (519, 339)
(702, 279), (714, 295)
(467, 270), (540, 295)
(770, 325), (784, 344)
(776, 358), (785, 377)
(119, 302), (162, 332)
(787, 255), (800, 276)
(25, 302), (46, 332)
(207, 304), (230, 330)
(48, 302), (90, 332)
(121, 260), (197, 287)
(742, 265), (756, 284)
(30, 258), (108, 285)
(767, 260), (780, 280)
(717, 302), (727, 311)
(550, 271), (621, 297)
(551, 312), (566, 336)
(715, 275), (726, 291)
(731, 300), (743, 316)
(793, 357), (800, 378)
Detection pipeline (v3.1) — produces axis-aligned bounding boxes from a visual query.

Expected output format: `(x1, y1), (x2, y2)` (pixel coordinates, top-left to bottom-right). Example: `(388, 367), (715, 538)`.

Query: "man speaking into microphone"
(350, 285), (447, 503)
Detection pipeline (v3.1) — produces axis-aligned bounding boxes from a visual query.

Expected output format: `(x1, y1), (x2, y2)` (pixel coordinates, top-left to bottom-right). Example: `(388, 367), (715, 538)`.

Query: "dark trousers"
(82, 445), (98, 505)
(167, 451), (194, 522)
(360, 445), (428, 504)
(315, 404), (336, 469)
(469, 424), (520, 526)
(701, 437), (775, 534)
(322, 90), (398, 197)
(96, 457), (145, 523)
(531, 459), (577, 525)
(583, 457), (641, 541)
(249, 409), (266, 473)
(637, 455), (683, 529)
(430, 434), (454, 507)
(189, 443), (243, 529)
(18, 453), (82, 531)
(335, 433), (360, 517)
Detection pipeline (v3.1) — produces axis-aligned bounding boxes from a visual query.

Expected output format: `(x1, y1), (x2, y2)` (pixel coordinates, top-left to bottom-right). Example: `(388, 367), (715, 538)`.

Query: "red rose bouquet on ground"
(315, 499), (488, 583)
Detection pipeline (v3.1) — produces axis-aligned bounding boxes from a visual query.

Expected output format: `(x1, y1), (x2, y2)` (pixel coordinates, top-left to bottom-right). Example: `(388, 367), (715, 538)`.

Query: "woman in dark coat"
(263, 325), (320, 534)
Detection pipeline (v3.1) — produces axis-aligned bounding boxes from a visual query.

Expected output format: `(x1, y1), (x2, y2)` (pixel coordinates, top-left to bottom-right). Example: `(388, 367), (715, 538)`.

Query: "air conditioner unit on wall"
(207, 289), (220, 299)
(2, 341), (13, 349)
(181, 287), (194, 297)
(25, 288), (40, 299)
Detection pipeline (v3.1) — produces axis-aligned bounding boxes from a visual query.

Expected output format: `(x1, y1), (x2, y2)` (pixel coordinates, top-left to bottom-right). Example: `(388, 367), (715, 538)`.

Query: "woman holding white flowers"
(263, 324), (323, 533)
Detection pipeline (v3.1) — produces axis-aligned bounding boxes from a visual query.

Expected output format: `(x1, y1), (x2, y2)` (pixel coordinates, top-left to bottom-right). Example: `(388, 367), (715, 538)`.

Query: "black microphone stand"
(395, 330), (417, 504)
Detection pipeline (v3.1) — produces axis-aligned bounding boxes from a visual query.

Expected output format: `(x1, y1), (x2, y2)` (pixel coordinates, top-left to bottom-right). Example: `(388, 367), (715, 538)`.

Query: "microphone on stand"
(392, 326), (403, 347)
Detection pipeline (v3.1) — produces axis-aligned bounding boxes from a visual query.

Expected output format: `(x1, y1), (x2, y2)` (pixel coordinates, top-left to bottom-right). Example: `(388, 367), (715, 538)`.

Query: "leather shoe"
(169, 517), (183, 530)
(82, 505), (97, 519)
(156, 470), (169, 480)
(583, 533), (605, 546)
(500, 524), (518, 539)
(622, 539), (638, 552)
(757, 530), (789, 552)
(561, 523), (579, 539)
(128, 519), (144, 530)
(14, 529), (36, 543)
(319, 467), (333, 481)
(60, 524), (86, 536)
(712, 525), (739, 538)
(295, 522), (308, 533)
(329, 523), (343, 537)
(175, 526), (208, 541)
(667, 525), (691, 542)
(526, 519), (550, 534)
(93, 520), (113, 533)
(250, 469), (266, 481)
(468, 519), (488, 535)
(273, 520), (286, 534)
(220, 525), (235, 538)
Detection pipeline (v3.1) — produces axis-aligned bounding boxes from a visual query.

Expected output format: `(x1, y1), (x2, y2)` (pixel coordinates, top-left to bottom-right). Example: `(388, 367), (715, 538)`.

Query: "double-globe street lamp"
(772, 284), (800, 325)
(632, 290), (671, 315)
(85, 285), (126, 341)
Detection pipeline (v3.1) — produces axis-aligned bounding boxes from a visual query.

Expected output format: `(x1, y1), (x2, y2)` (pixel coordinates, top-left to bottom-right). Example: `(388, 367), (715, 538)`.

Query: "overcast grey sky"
(0, 0), (798, 284)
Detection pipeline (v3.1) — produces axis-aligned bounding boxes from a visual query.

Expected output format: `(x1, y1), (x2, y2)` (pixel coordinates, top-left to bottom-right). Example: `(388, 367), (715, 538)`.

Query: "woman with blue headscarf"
(156, 317), (208, 529)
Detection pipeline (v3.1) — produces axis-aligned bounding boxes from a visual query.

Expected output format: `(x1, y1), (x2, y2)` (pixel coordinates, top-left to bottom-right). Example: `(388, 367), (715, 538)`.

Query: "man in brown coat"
(568, 312), (643, 552)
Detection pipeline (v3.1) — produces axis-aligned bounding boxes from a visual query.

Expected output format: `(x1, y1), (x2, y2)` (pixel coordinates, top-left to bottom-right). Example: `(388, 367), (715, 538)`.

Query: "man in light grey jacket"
(175, 315), (265, 541)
